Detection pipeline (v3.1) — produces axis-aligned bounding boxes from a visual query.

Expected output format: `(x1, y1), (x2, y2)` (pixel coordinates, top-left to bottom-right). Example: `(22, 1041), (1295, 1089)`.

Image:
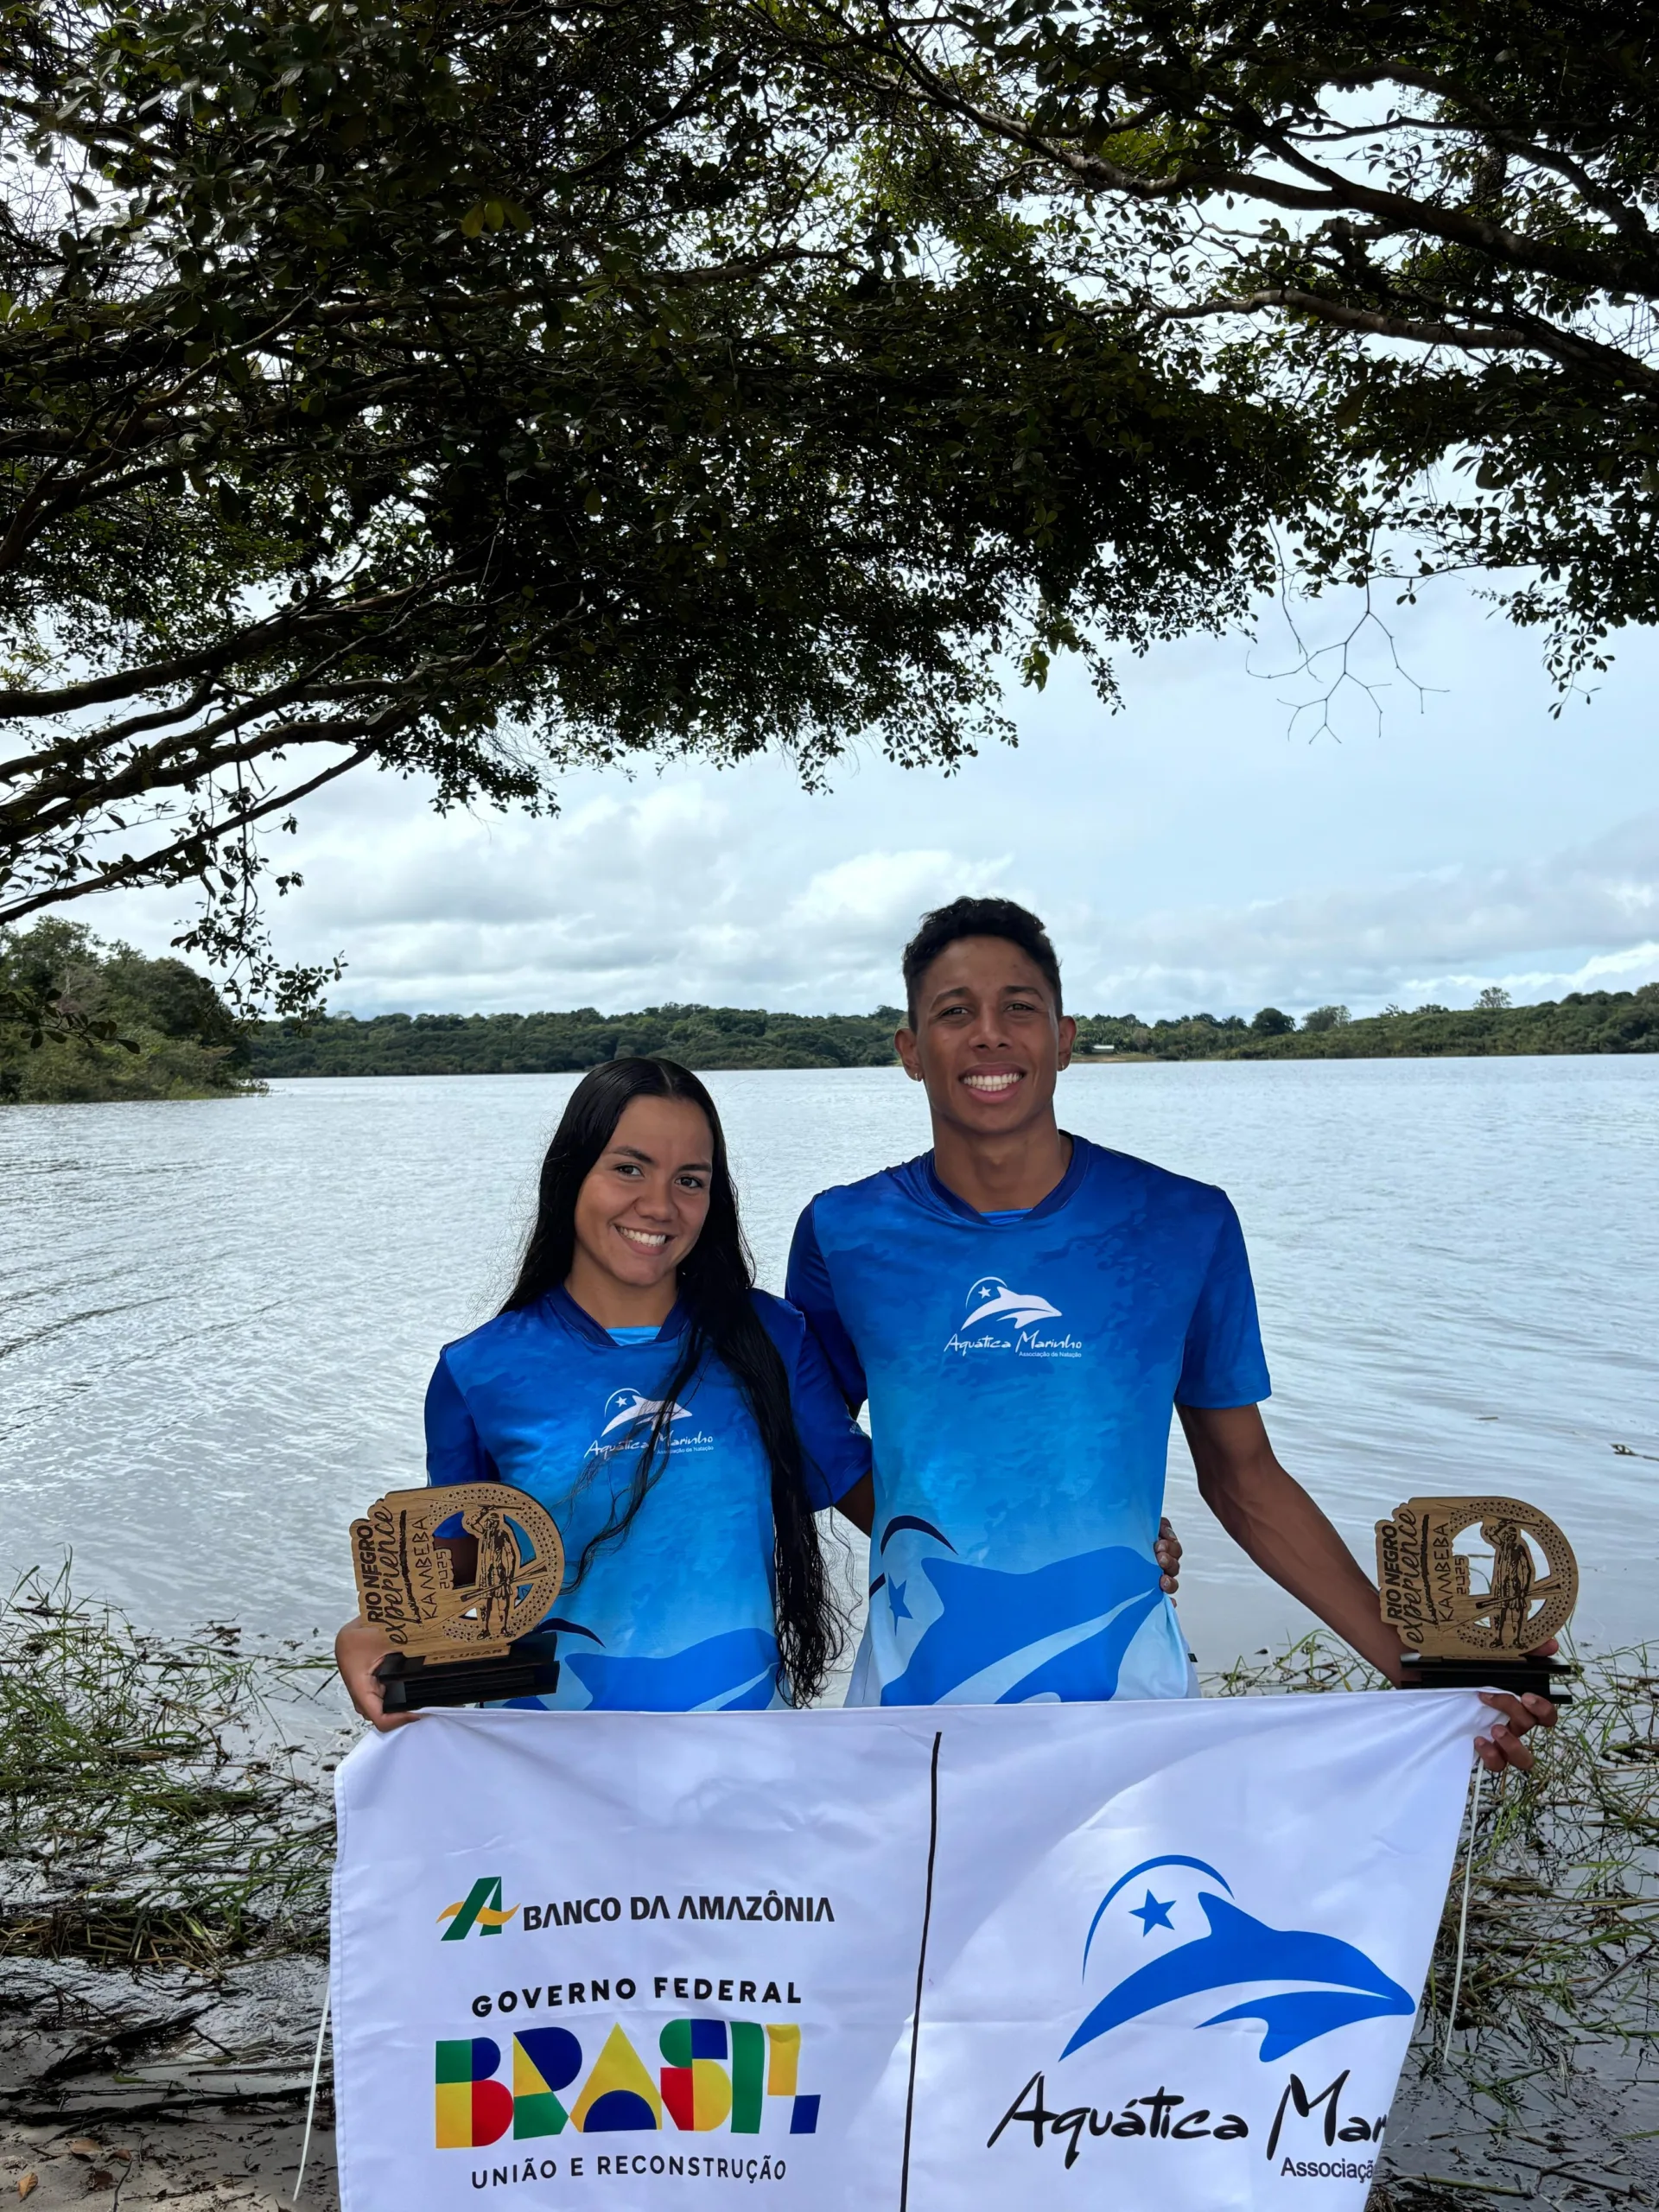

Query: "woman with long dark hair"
(336, 1058), (866, 1726)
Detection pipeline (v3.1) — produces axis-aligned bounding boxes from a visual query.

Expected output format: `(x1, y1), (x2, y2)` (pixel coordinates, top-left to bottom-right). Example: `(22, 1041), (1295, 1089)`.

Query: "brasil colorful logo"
(436, 2018), (819, 2148)
(439, 1878), (519, 1942)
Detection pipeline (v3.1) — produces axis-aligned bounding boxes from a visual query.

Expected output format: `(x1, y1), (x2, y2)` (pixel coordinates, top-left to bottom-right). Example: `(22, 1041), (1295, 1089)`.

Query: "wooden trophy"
(1376, 1495), (1579, 1700)
(351, 1483), (565, 1712)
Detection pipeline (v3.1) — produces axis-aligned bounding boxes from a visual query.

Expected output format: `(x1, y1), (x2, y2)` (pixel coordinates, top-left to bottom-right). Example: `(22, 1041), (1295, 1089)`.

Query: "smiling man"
(787, 896), (1550, 1772)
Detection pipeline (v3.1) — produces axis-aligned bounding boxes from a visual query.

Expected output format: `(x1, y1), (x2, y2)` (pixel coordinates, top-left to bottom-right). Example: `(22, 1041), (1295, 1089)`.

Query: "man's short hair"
(901, 897), (1063, 1025)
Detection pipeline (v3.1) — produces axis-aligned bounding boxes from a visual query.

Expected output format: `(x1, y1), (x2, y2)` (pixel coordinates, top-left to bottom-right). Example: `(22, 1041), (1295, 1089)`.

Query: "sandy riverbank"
(0, 1956), (336, 2212)
(2, 2109), (335, 2212)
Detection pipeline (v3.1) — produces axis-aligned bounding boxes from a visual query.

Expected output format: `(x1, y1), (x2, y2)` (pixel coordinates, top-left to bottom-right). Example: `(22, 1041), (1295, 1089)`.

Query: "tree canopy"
(6, 0), (1654, 1006)
(249, 1000), (904, 1075)
(772, 0), (1659, 690)
(1070, 990), (1659, 1058)
(0, 0), (1313, 1000)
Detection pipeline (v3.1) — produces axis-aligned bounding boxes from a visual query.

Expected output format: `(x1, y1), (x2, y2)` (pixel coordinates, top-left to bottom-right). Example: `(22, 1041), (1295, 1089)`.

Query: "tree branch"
(1152, 285), (1659, 391)
(0, 575), (459, 722)
(0, 737), (383, 926)
(846, 16), (1659, 302)
(1308, 62), (1659, 248)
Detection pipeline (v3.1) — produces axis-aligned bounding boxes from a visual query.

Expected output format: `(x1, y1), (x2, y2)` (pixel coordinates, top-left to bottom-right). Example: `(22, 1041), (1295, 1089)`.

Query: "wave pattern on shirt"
(563, 1626), (779, 1712)
(878, 1546), (1165, 1706)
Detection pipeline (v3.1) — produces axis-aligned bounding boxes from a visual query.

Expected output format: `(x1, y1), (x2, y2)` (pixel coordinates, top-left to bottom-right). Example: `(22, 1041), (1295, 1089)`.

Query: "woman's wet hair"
(501, 1056), (843, 1705)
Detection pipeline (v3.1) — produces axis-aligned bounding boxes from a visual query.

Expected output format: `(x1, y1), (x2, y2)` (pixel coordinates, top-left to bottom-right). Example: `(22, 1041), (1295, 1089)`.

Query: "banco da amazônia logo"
(440, 1878), (519, 1942)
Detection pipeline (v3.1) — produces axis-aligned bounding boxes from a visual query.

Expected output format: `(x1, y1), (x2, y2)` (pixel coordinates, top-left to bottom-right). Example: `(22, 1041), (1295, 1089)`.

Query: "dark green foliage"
(1230, 989), (1659, 1059)
(784, 0), (1659, 690)
(251, 1002), (904, 1076)
(255, 983), (1659, 1077)
(0, 918), (255, 1100)
(1073, 1010), (1243, 1057)
(0, 0), (1313, 1000)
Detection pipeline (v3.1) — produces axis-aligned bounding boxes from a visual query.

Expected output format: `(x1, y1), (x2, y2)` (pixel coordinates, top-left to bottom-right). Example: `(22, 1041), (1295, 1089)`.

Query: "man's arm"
(1179, 1402), (1554, 1774)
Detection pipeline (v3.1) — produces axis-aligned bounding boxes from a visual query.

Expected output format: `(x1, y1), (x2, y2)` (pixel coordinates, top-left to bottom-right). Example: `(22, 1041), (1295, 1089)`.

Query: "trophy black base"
(1398, 1655), (1576, 1702)
(375, 1649), (562, 1712)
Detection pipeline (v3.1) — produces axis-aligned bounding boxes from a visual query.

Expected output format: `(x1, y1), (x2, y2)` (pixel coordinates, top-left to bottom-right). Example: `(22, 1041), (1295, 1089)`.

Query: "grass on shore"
(0, 1567), (337, 1968)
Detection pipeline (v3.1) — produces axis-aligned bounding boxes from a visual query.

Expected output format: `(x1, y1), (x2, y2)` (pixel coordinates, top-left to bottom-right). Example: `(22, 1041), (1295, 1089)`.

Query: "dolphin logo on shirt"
(600, 1388), (695, 1437)
(963, 1276), (1064, 1332)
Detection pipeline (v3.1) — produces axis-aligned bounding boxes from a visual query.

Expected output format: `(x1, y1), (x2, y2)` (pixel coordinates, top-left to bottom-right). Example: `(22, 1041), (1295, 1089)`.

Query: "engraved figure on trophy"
(1484, 1516), (1536, 1648)
(473, 1504), (521, 1643)
(1376, 1494), (1577, 1699)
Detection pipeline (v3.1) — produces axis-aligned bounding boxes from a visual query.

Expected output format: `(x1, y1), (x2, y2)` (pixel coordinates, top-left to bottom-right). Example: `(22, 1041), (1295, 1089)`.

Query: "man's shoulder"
(1071, 1135), (1237, 1224)
(800, 1155), (931, 1233)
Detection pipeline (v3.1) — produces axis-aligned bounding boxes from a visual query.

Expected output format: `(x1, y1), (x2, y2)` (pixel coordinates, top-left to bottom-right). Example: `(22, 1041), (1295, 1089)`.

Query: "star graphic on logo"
(1129, 1889), (1175, 1936)
(888, 1578), (912, 1623)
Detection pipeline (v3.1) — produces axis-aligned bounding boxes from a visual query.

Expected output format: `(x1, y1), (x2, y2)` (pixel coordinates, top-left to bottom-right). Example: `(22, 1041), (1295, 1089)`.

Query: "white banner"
(333, 1691), (1484, 2212)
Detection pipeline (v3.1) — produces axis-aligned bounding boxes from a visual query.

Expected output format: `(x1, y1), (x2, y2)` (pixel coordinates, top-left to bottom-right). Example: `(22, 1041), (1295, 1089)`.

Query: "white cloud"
(1064, 812), (1659, 1014)
(785, 850), (1010, 938)
(244, 771), (1011, 1010)
(1491, 941), (1659, 996)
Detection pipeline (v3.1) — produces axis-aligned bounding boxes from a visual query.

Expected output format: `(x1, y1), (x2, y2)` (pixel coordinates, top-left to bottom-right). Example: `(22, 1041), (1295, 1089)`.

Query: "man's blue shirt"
(785, 1135), (1269, 1707)
(426, 1286), (869, 1711)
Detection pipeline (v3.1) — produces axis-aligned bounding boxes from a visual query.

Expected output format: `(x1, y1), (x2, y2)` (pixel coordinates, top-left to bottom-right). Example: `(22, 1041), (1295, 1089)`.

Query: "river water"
(2, 1058), (1655, 1672)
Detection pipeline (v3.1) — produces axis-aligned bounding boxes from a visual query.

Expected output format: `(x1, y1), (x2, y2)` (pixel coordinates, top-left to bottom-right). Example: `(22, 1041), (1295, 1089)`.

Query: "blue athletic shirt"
(425, 1286), (869, 1711)
(785, 1135), (1270, 1707)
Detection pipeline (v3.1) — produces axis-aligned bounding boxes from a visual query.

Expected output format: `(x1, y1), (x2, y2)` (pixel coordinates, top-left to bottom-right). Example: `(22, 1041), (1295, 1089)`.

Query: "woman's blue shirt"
(424, 1286), (868, 1711)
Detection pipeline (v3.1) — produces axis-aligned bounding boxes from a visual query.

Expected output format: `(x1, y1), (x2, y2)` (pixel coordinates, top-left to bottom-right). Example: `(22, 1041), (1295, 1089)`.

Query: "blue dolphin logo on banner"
(1064, 1855), (1414, 2063)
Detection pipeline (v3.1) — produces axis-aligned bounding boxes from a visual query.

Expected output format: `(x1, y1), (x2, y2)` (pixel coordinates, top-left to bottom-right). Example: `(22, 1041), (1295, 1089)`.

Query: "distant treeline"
(1073, 988), (1659, 1061)
(249, 1003), (907, 1076)
(250, 986), (1659, 1077)
(7, 923), (1656, 1103)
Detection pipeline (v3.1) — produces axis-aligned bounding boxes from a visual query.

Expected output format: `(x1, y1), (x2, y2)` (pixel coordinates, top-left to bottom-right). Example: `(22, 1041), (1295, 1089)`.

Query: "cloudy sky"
(86, 579), (1659, 1020)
